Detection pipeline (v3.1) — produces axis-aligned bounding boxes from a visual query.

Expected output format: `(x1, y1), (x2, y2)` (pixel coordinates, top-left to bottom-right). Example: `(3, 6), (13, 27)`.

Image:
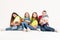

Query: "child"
(38, 10), (55, 32)
(24, 12), (30, 23)
(6, 12), (23, 31)
(28, 12), (38, 30)
(22, 12), (31, 31)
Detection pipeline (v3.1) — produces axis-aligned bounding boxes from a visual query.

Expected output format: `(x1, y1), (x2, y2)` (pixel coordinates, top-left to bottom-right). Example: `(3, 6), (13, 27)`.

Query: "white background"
(0, 0), (60, 40)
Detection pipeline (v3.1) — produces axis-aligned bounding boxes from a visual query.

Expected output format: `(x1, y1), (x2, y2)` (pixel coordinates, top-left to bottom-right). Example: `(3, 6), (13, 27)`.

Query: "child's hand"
(33, 25), (38, 29)
(14, 22), (20, 26)
(25, 20), (30, 24)
(22, 19), (24, 22)
(10, 22), (14, 25)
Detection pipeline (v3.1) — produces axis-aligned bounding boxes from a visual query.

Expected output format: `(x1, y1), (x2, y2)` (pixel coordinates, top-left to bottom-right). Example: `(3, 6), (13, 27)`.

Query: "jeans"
(18, 26), (24, 31)
(6, 25), (23, 31)
(28, 25), (40, 30)
(22, 22), (29, 29)
(39, 25), (55, 32)
(22, 21), (40, 30)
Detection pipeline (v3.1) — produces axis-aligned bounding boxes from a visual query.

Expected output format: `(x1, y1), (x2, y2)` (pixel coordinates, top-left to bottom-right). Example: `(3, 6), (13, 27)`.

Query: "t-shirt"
(24, 18), (30, 23)
(38, 15), (49, 25)
(42, 15), (49, 23)
(30, 19), (38, 28)
(38, 15), (49, 21)
(38, 15), (42, 21)
(14, 16), (20, 23)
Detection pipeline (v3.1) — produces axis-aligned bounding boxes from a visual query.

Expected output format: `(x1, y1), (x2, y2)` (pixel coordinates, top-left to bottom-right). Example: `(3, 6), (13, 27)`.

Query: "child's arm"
(14, 22), (20, 26)
(10, 22), (14, 26)
(43, 17), (49, 24)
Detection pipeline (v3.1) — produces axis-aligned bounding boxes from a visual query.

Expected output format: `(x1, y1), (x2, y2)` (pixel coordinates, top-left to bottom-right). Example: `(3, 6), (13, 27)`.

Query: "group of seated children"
(6, 10), (56, 32)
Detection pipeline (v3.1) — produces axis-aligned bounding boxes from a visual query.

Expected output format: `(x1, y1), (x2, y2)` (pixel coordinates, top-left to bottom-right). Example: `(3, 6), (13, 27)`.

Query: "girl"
(22, 12), (30, 31)
(24, 12), (30, 24)
(6, 12), (23, 31)
(28, 12), (39, 30)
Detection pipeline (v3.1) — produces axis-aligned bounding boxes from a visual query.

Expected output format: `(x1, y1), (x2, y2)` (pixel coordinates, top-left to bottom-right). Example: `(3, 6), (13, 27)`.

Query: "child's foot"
(37, 29), (40, 31)
(24, 28), (30, 32)
(23, 29), (28, 32)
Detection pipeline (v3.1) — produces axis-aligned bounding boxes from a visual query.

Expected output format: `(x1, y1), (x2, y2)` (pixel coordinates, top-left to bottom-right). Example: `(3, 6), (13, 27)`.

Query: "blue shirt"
(24, 18), (30, 22)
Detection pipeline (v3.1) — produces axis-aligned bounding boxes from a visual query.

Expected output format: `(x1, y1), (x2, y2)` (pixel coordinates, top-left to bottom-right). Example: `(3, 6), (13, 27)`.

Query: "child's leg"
(44, 25), (55, 32)
(18, 25), (24, 31)
(22, 22), (28, 29)
(6, 27), (12, 31)
(28, 25), (37, 30)
(22, 22), (37, 30)
(39, 26), (46, 31)
(11, 26), (18, 30)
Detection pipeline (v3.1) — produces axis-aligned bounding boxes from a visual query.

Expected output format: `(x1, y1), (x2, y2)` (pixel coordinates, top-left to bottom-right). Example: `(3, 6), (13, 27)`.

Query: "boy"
(38, 10), (55, 32)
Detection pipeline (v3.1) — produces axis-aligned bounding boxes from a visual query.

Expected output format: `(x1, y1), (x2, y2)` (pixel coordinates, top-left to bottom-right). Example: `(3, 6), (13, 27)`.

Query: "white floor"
(0, 31), (60, 40)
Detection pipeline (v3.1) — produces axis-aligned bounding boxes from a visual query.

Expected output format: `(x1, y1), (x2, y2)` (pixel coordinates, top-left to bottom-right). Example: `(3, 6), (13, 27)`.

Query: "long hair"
(24, 12), (30, 18)
(31, 12), (38, 22)
(10, 12), (19, 23)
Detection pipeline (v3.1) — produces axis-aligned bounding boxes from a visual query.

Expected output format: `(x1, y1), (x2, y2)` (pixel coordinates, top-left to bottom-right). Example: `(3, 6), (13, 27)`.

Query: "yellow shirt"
(14, 16), (20, 23)
(30, 20), (38, 28)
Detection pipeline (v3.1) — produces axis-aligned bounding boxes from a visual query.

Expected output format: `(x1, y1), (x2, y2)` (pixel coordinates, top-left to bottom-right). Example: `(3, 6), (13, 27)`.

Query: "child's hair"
(10, 12), (19, 23)
(24, 12), (30, 18)
(31, 12), (38, 21)
(43, 10), (46, 12)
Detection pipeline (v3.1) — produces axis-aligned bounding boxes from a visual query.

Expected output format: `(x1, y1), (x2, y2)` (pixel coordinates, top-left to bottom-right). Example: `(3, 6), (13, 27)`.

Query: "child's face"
(33, 13), (37, 18)
(42, 12), (46, 16)
(25, 12), (29, 18)
(13, 14), (17, 18)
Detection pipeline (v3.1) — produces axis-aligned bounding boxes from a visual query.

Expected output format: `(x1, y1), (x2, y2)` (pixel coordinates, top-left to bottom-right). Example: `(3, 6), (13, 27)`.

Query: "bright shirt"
(38, 15), (42, 21)
(30, 18), (38, 28)
(38, 15), (49, 21)
(14, 16), (20, 23)
(38, 15), (49, 25)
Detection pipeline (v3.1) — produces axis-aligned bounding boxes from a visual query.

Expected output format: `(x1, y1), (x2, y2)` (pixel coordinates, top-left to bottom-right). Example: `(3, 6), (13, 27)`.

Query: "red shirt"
(38, 15), (49, 25)
(38, 15), (42, 21)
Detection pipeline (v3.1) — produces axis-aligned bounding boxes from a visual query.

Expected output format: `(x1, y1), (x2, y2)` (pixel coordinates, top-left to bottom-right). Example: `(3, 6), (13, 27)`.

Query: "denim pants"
(22, 22), (29, 29)
(39, 25), (55, 32)
(22, 22), (40, 30)
(28, 25), (40, 30)
(6, 25), (23, 31)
